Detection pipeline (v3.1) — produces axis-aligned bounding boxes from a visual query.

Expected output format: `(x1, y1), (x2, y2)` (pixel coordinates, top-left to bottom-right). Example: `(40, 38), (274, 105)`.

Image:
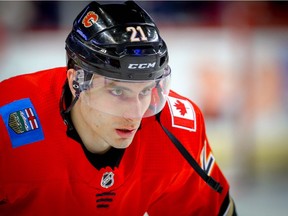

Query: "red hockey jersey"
(0, 67), (234, 215)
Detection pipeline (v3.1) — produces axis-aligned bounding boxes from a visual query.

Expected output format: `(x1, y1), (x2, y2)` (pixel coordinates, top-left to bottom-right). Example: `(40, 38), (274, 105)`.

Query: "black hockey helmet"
(65, 0), (169, 81)
(64, 1), (171, 118)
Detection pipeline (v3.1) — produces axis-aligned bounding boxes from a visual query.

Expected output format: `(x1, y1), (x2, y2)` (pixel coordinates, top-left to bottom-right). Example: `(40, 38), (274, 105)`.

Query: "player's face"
(72, 77), (153, 153)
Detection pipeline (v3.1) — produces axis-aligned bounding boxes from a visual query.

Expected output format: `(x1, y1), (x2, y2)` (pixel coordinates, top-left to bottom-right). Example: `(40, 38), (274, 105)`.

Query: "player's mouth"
(115, 128), (137, 139)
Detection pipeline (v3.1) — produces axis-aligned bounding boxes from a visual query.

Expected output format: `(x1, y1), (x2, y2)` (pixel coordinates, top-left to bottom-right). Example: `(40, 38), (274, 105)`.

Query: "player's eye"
(110, 88), (123, 96)
(140, 88), (152, 97)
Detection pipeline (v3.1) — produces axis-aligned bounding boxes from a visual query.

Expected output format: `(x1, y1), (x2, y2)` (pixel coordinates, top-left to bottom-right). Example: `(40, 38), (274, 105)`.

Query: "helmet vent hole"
(109, 59), (120, 69)
(160, 55), (166, 67)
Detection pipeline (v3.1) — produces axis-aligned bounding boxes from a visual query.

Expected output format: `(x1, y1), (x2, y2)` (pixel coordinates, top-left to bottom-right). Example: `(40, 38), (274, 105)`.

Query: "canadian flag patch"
(167, 96), (196, 131)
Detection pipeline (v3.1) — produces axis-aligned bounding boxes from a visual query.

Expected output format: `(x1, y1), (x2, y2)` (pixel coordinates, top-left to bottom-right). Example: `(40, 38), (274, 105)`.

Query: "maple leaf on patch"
(174, 100), (187, 116)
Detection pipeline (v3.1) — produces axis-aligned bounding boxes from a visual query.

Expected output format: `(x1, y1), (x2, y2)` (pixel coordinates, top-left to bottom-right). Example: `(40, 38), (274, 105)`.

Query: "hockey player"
(0, 1), (237, 215)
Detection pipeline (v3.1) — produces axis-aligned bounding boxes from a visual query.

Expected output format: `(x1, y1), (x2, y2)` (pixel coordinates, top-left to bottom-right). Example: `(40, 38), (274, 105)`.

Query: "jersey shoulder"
(158, 90), (208, 158)
(0, 67), (67, 106)
(0, 67), (67, 148)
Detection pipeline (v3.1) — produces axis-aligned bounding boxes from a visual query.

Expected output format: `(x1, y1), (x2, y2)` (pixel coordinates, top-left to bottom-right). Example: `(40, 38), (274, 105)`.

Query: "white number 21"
(126, 26), (148, 42)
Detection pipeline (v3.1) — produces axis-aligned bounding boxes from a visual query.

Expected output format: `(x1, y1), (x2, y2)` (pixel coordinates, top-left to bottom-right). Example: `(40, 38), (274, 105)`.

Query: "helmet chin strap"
(65, 80), (81, 113)
(65, 96), (79, 114)
(60, 80), (81, 130)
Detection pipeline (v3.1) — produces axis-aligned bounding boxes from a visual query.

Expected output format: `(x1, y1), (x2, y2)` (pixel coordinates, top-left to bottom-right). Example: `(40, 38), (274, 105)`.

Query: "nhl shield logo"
(101, 172), (114, 189)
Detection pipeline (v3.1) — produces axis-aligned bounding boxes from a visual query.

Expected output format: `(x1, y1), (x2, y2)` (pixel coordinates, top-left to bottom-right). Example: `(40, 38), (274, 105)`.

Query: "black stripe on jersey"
(96, 192), (116, 209)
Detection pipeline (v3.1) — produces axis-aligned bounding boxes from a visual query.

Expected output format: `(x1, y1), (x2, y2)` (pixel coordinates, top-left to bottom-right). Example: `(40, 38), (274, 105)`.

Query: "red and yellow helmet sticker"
(82, 11), (98, 28)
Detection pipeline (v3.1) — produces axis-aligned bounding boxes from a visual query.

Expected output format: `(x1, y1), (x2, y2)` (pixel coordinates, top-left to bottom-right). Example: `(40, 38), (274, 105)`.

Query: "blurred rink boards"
(1, 27), (288, 216)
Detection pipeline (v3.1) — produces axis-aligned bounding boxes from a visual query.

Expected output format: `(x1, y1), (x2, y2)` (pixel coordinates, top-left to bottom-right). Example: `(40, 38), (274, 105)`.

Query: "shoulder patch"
(167, 96), (196, 132)
(0, 98), (44, 148)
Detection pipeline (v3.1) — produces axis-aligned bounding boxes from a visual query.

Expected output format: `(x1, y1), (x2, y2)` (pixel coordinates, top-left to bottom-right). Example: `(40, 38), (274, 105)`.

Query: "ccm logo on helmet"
(128, 62), (156, 69)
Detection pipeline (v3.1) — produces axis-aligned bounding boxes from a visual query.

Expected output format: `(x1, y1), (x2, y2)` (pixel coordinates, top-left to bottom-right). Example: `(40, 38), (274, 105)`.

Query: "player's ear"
(67, 68), (77, 97)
